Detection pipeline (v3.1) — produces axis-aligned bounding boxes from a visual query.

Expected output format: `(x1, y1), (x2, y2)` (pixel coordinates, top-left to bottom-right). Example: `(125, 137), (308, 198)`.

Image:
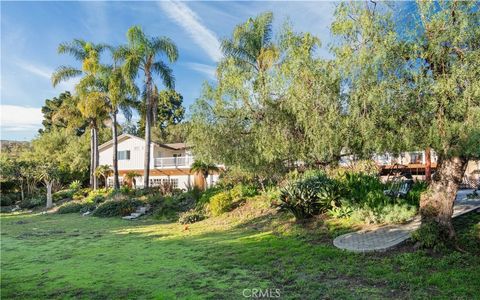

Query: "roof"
(98, 133), (189, 151)
(160, 143), (188, 150)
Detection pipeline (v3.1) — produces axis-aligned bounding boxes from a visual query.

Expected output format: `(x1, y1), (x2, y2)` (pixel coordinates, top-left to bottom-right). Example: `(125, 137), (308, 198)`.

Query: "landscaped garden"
(1, 189), (479, 299)
(2, 1), (480, 298)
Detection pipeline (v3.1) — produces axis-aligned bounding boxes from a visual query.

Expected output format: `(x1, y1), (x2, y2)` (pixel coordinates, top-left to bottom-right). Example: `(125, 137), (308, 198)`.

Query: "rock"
(82, 211), (91, 216)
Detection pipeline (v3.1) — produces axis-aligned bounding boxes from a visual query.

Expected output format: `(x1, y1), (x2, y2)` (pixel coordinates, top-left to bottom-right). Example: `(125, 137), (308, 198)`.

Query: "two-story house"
(98, 134), (220, 189)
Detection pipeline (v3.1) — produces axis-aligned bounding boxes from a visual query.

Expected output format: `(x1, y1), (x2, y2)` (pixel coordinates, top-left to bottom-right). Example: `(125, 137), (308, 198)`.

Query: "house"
(98, 134), (221, 189)
(340, 150), (480, 187)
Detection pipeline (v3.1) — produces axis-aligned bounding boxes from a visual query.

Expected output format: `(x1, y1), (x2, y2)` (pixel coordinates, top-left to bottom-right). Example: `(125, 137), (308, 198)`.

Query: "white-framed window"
(118, 150), (130, 160)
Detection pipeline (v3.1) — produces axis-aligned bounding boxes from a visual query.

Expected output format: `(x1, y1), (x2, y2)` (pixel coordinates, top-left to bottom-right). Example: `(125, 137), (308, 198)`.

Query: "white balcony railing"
(154, 156), (193, 168)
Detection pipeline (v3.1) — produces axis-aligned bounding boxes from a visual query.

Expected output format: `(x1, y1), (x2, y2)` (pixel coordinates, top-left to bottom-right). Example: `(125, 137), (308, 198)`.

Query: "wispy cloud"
(15, 60), (79, 93)
(185, 62), (216, 80)
(0, 105), (43, 132)
(159, 1), (223, 62)
(17, 61), (51, 79)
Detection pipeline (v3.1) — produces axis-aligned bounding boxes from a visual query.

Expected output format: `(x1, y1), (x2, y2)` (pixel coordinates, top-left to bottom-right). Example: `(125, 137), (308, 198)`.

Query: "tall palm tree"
(190, 161), (220, 190)
(220, 12), (277, 74)
(116, 26), (178, 188)
(52, 39), (108, 190)
(220, 12), (278, 104)
(97, 51), (138, 190)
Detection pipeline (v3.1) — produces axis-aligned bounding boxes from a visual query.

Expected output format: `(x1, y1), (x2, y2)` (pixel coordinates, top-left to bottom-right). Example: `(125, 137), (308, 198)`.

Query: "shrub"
(73, 188), (91, 201)
(178, 209), (205, 224)
(405, 181), (428, 205)
(57, 201), (96, 214)
(69, 180), (82, 191)
(276, 173), (337, 220)
(19, 196), (45, 209)
(85, 188), (112, 204)
(92, 199), (145, 217)
(197, 186), (223, 208)
(208, 191), (233, 216)
(411, 220), (449, 251)
(0, 193), (20, 206)
(53, 189), (75, 202)
(230, 184), (258, 201)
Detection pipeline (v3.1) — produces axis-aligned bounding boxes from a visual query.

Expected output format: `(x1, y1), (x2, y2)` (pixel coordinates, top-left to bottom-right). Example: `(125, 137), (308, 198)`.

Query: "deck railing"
(154, 156), (193, 168)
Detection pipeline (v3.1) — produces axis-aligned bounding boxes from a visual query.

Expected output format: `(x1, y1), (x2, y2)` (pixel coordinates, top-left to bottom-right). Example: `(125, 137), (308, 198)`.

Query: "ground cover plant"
(1, 206), (479, 299)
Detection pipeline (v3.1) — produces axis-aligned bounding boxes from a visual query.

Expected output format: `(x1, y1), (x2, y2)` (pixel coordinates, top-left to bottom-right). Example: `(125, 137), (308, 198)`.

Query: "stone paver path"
(333, 189), (480, 252)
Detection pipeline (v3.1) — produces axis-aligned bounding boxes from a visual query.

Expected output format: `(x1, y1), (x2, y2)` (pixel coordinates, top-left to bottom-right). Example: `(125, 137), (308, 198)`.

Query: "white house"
(98, 134), (221, 189)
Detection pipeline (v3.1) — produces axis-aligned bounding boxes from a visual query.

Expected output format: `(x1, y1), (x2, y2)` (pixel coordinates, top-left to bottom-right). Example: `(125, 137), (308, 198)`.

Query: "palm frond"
(51, 66), (82, 87)
(58, 40), (87, 61)
(151, 36), (179, 63)
(152, 61), (175, 89)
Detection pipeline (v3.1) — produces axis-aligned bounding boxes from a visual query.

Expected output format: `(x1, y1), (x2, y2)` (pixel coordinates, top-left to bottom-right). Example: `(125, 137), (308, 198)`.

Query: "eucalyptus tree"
(52, 39), (108, 189)
(116, 26), (178, 188)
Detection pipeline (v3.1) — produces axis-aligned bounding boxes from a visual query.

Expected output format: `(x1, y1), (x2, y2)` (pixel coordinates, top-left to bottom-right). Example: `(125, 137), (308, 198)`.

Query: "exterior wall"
(99, 137), (147, 171)
(99, 135), (222, 190)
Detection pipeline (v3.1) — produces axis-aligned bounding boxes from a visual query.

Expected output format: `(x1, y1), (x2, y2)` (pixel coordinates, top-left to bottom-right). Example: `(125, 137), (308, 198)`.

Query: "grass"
(1, 203), (479, 299)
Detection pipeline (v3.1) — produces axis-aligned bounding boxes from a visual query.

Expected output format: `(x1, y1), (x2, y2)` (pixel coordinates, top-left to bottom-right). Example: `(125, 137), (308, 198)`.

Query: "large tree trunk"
(112, 111), (120, 190)
(46, 181), (53, 209)
(419, 156), (467, 238)
(90, 127), (95, 189)
(93, 126), (99, 190)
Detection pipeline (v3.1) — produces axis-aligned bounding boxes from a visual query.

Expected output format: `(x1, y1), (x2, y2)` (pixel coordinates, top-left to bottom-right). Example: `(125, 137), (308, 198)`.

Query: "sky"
(1, 1), (413, 141)
(0, 0), (341, 141)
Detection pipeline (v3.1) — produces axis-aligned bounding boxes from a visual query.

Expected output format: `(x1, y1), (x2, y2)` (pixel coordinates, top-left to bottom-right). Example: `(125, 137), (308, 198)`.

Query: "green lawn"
(1, 208), (479, 299)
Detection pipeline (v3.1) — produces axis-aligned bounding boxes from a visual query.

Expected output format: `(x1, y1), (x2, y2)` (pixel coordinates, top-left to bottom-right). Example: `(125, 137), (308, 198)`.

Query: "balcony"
(154, 156), (193, 168)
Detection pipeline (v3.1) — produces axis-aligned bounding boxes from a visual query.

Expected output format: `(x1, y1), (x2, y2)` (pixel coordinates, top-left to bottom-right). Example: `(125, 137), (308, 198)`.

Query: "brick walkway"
(333, 190), (480, 252)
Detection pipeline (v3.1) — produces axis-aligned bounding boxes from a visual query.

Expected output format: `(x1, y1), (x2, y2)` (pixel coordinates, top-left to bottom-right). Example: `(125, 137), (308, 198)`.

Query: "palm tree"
(116, 26), (178, 188)
(94, 165), (113, 188)
(220, 12), (278, 104)
(52, 39), (108, 190)
(124, 171), (138, 189)
(97, 51), (138, 190)
(220, 12), (277, 74)
(190, 161), (220, 190)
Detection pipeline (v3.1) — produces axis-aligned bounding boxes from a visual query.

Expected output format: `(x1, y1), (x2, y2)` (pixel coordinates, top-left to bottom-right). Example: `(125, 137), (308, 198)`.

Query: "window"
(118, 150), (130, 160)
(410, 152), (424, 164)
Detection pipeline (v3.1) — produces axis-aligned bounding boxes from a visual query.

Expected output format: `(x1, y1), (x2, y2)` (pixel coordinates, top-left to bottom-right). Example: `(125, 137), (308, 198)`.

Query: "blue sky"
(1, 1), (412, 141)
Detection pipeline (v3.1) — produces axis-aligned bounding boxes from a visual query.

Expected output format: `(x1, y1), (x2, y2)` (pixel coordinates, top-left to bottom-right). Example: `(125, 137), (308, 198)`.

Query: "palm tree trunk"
(144, 103), (151, 188)
(93, 126), (99, 190)
(143, 71), (153, 189)
(90, 127), (95, 189)
(112, 111), (120, 189)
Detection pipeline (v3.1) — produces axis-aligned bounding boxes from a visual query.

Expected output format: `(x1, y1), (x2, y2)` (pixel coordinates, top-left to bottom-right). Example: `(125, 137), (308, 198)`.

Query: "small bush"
(197, 186), (223, 208)
(19, 196), (45, 209)
(85, 188), (112, 204)
(178, 209), (205, 224)
(230, 184), (258, 201)
(57, 201), (96, 214)
(0, 193), (20, 206)
(53, 189), (75, 202)
(208, 191), (233, 216)
(73, 188), (91, 201)
(411, 220), (449, 251)
(276, 173), (337, 220)
(69, 180), (82, 191)
(92, 199), (144, 217)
